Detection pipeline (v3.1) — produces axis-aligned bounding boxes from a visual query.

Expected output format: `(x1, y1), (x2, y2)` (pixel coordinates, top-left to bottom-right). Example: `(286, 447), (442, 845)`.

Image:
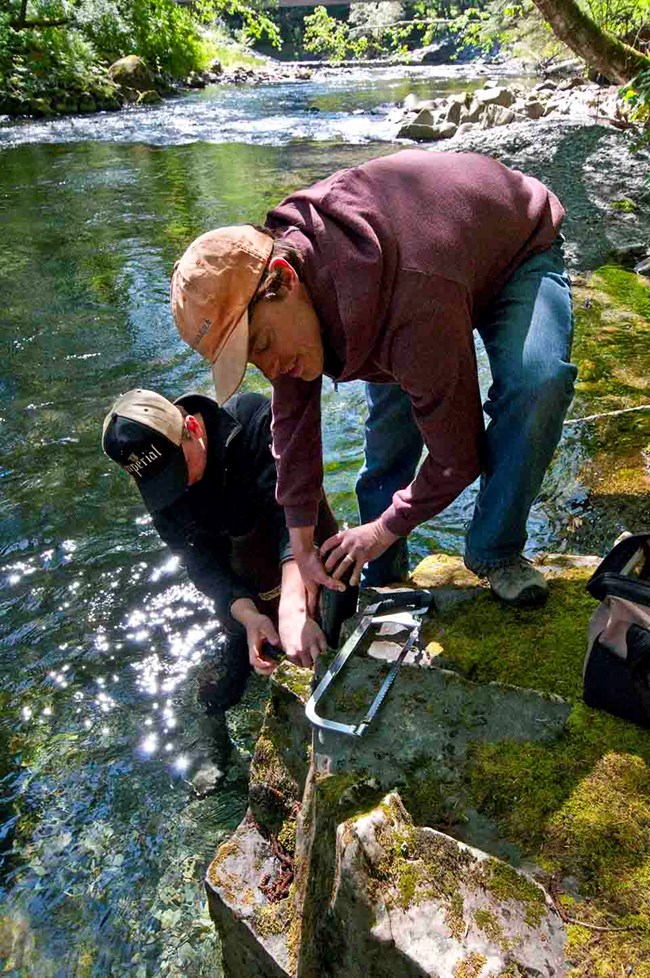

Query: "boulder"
(412, 107), (434, 127)
(474, 86), (516, 108)
(396, 121), (456, 141)
(327, 793), (566, 978)
(445, 96), (468, 126)
(107, 55), (156, 100)
(534, 79), (558, 93)
(461, 97), (485, 125)
(413, 38), (458, 65)
(481, 104), (517, 128)
(605, 242), (648, 268)
(522, 99), (545, 120)
(185, 71), (206, 89)
(206, 545), (650, 977)
(136, 89), (162, 106)
(558, 76), (587, 90)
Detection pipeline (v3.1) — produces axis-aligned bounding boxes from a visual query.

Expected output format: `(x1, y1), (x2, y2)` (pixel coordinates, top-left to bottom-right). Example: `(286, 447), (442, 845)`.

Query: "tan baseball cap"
(170, 226), (273, 405)
(102, 389), (188, 512)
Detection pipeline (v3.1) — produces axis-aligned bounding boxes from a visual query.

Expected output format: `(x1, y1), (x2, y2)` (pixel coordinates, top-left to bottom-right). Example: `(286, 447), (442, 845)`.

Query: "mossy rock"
(136, 90), (163, 106)
(107, 55), (156, 94)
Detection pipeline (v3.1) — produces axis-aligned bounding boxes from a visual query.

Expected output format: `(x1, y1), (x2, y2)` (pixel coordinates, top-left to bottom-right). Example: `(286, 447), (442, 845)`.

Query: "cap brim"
(211, 309), (249, 406)
(136, 450), (188, 513)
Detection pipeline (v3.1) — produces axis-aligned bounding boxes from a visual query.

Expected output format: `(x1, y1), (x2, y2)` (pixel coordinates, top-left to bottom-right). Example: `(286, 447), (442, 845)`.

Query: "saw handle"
(369, 589), (434, 615)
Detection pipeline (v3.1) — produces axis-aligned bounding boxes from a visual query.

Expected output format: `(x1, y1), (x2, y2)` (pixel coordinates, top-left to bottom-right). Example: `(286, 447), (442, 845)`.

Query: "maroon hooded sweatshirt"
(265, 149), (565, 537)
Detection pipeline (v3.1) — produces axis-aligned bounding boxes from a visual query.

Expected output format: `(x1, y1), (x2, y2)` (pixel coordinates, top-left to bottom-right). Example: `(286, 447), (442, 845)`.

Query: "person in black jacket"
(101, 387), (337, 732)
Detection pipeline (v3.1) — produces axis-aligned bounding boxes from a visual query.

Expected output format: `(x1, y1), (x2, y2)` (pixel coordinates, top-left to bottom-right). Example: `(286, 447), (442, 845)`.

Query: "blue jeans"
(357, 238), (576, 583)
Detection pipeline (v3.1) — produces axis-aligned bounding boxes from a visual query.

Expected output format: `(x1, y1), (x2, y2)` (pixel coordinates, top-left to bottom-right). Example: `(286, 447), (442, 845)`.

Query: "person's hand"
(292, 549), (346, 614)
(320, 520), (400, 586)
(279, 609), (327, 668)
(289, 528), (345, 615)
(243, 612), (281, 677)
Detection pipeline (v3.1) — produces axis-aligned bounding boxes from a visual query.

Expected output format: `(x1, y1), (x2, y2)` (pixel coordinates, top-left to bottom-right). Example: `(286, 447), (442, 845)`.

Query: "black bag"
(583, 532), (650, 727)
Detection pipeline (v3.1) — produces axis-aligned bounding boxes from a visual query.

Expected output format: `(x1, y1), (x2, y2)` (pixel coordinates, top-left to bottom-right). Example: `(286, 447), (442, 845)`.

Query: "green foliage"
(621, 67), (650, 143)
(78, 0), (211, 76)
(0, 0), (280, 114)
(584, 0), (650, 40)
(303, 7), (365, 63)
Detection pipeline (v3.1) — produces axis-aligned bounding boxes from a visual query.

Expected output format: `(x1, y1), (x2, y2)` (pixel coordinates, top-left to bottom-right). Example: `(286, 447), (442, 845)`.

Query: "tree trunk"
(531, 0), (650, 84)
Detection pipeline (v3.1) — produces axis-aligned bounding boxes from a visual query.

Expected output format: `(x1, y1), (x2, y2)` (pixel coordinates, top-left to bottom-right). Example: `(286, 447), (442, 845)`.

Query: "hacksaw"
(305, 588), (435, 737)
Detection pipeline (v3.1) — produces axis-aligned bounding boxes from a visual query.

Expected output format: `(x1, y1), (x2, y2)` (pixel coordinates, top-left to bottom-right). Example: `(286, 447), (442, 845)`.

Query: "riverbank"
(0, 42), (585, 121)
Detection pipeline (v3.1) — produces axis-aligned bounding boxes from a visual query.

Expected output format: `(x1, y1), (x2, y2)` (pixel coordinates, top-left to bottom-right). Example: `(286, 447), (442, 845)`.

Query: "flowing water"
(0, 64), (614, 977)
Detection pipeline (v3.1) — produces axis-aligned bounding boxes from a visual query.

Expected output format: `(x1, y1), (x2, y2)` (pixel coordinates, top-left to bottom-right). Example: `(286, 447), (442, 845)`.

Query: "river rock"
(323, 794), (566, 978)
(445, 95), (469, 126)
(397, 121), (457, 142)
(108, 55), (157, 101)
(481, 104), (517, 128)
(605, 242), (649, 268)
(412, 107), (435, 127)
(558, 75), (588, 90)
(136, 89), (163, 106)
(185, 71), (206, 89)
(474, 85), (516, 108)
(206, 545), (650, 976)
(522, 98), (545, 120)
(534, 79), (558, 93)
(463, 97), (485, 124)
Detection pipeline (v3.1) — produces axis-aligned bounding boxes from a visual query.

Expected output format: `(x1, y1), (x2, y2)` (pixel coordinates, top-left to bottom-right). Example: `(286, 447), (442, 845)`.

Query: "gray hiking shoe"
(486, 556), (549, 607)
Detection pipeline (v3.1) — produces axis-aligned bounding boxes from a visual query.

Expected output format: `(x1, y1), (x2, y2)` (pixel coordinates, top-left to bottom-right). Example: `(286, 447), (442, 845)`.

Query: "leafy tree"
(0, 0), (282, 113)
(530, 0), (649, 82)
(303, 6), (368, 62)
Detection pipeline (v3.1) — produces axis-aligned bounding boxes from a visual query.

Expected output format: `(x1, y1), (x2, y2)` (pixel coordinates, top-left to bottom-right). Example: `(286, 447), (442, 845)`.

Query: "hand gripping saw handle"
(305, 589), (435, 737)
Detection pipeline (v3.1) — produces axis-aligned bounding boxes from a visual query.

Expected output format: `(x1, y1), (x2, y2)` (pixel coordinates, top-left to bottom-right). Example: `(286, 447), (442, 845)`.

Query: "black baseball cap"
(102, 389), (189, 513)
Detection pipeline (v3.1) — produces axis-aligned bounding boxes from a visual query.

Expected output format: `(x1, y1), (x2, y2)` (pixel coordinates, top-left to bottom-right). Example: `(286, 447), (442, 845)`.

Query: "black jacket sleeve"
(152, 510), (254, 633)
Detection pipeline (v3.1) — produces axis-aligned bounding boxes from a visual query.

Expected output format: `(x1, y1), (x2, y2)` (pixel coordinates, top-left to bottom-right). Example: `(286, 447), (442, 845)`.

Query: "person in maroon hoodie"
(170, 150), (576, 608)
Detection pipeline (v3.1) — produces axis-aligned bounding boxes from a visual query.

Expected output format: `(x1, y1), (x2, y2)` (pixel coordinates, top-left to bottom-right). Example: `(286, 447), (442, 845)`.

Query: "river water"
(0, 64), (606, 977)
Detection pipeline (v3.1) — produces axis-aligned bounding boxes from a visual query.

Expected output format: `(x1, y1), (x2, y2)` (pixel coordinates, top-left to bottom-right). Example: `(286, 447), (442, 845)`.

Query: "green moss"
(273, 661), (313, 703)
(398, 762), (451, 828)
(251, 898), (291, 938)
(483, 860), (546, 928)
(317, 773), (384, 824)
(594, 266), (650, 320)
(466, 709), (650, 973)
(331, 685), (372, 715)
(277, 816), (297, 857)
(454, 952), (486, 978)
(446, 891), (466, 941)
(495, 965), (527, 977)
(422, 569), (593, 699)
(466, 704), (650, 849)
(545, 752), (650, 889)
(610, 198), (638, 213)
(249, 734), (299, 837)
(472, 908), (503, 943)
